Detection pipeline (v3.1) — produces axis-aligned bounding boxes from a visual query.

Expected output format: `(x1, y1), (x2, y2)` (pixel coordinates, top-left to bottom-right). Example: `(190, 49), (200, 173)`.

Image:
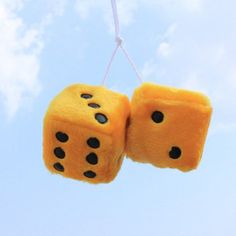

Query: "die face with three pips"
(43, 84), (130, 184)
(126, 83), (212, 172)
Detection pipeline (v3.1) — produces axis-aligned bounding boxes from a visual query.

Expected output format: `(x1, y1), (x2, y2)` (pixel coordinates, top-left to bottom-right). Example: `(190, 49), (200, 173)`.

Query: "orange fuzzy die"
(126, 83), (212, 172)
(43, 84), (130, 184)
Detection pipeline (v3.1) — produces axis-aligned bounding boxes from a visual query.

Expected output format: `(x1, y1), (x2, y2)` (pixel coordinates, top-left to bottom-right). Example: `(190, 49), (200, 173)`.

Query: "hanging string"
(101, 0), (143, 85)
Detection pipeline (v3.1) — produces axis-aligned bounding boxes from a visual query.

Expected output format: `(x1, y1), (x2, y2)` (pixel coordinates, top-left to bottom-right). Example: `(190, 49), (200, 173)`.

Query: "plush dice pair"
(43, 83), (212, 184)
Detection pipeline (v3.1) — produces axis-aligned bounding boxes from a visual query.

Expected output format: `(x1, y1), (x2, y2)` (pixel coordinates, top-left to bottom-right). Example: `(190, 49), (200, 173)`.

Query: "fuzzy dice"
(43, 84), (130, 184)
(126, 83), (212, 172)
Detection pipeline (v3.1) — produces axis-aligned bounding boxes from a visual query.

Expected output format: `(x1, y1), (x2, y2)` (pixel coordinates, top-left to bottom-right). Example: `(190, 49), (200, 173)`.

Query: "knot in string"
(101, 0), (143, 86)
(115, 36), (123, 46)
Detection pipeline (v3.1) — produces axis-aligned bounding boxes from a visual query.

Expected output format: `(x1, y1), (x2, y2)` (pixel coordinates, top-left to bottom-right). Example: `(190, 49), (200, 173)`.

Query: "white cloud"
(181, 0), (203, 12)
(0, 0), (66, 119)
(41, 0), (67, 27)
(75, 0), (202, 31)
(162, 23), (178, 39)
(157, 42), (172, 58)
(0, 1), (42, 119)
(141, 60), (158, 79)
(75, 0), (105, 20)
(75, 0), (138, 33)
(0, 0), (24, 11)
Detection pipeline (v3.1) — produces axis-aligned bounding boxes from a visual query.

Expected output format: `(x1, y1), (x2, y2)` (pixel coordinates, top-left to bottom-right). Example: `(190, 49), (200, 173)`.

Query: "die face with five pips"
(126, 83), (212, 172)
(43, 84), (130, 184)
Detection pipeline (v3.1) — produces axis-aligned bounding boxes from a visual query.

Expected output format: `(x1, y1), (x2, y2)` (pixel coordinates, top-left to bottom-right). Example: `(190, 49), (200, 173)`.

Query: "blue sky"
(0, 0), (236, 235)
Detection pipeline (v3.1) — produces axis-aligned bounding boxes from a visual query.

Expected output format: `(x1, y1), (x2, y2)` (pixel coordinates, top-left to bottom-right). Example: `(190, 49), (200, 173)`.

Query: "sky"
(0, 0), (236, 235)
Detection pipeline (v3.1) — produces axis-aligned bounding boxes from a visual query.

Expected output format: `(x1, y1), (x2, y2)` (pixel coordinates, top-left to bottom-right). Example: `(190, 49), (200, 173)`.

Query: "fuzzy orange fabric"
(126, 82), (212, 172)
(43, 84), (130, 184)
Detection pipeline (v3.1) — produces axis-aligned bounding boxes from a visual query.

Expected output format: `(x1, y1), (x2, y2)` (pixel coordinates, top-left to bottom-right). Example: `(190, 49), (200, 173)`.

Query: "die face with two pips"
(126, 83), (212, 172)
(43, 84), (130, 184)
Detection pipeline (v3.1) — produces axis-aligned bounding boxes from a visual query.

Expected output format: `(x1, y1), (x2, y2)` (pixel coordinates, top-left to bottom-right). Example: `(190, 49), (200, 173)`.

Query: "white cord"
(101, 0), (143, 85)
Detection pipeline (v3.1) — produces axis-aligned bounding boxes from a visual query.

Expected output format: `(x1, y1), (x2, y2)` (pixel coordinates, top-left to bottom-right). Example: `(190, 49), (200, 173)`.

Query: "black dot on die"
(84, 170), (96, 178)
(169, 146), (182, 159)
(87, 137), (100, 149)
(54, 147), (65, 159)
(88, 103), (101, 108)
(53, 162), (64, 172)
(86, 153), (98, 165)
(151, 111), (164, 123)
(95, 113), (108, 124)
(56, 132), (69, 142)
(81, 93), (93, 99)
